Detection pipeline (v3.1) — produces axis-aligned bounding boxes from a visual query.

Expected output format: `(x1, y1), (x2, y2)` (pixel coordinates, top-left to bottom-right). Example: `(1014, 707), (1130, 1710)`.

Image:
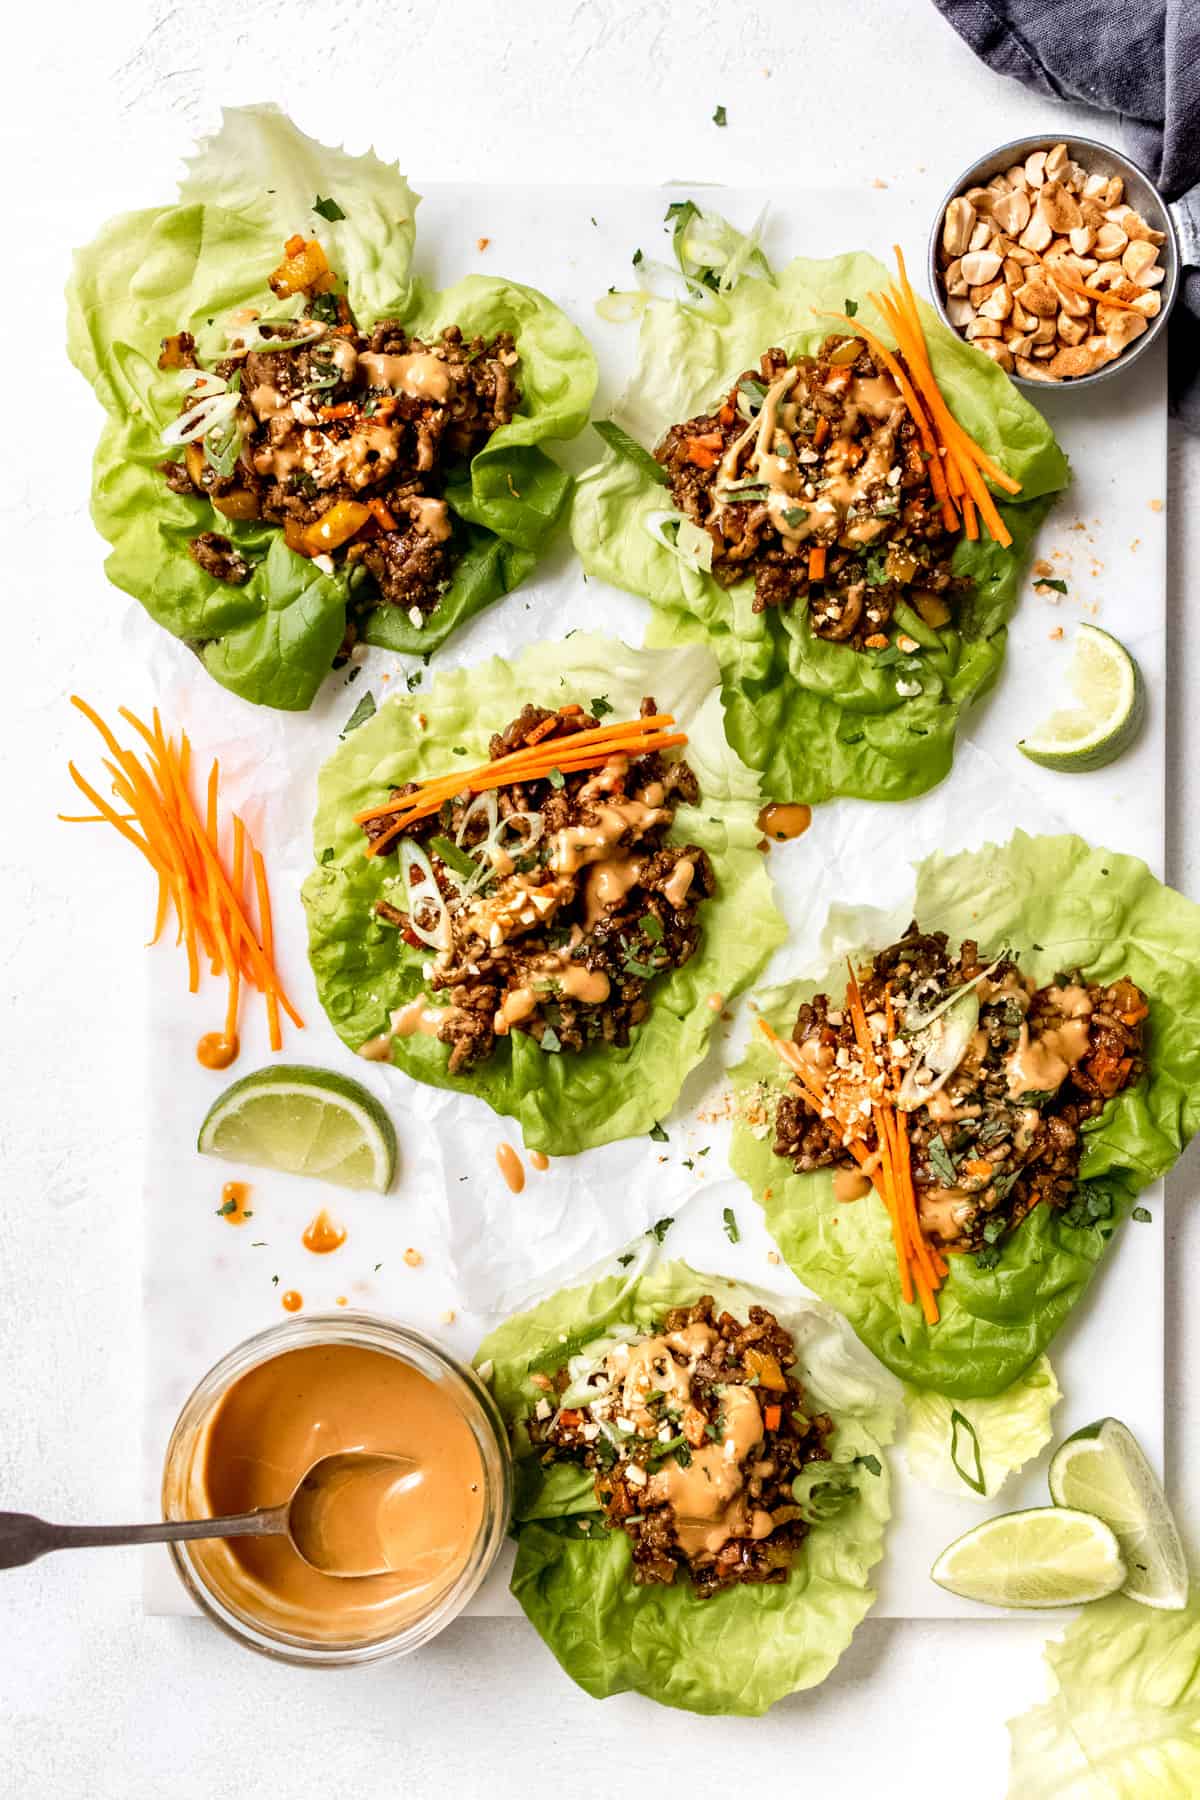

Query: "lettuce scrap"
(302, 634), (785, 1155)
(476, 1259), (898, 1715)
(571, 244), (1069, 803)
(1007, 1582), (1200, 1796)
(905, 1357), (1061, 1499)
(730, 832), (1200, 1397)
(67, 105), (596, 710)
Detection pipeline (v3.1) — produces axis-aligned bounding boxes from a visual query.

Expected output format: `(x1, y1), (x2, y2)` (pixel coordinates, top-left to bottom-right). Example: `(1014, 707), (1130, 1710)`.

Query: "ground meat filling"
(655, 337), (968, 648)
(363, 697), (713, 1074)
(159, 242), (521, 619)
(771, 926), (1148, 1255)
(528, 1297), (835, 1597)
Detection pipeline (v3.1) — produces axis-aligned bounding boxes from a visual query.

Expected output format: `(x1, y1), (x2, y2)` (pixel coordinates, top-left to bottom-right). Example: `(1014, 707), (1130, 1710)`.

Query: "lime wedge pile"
(931, 1416), (1188, 1613)
(1018, 623), (1145, 772)
(198, 1065), (397, 1193)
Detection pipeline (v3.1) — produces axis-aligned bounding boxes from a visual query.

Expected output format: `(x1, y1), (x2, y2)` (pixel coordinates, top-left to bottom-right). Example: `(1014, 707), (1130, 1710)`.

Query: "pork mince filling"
(159, 237), (520, 623)
(361, 699), (713, 1073)
(772, 927), (1147, 1258)
(529, 1297), (836, 1596)
(655, 336), (968, 647)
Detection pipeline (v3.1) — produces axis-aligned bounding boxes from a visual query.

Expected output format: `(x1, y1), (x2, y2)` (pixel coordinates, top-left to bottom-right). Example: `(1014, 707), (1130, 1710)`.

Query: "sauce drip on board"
(281, 1290), (303, 1313)
(218, 1181), (252, 1226)
(496, 1143), (525, 1194)
(197, 1031), (239, 1071)
(528, 1151), (549, 1173)
(756, 803), (813, 843)
(187, 1344), (485, 1643)
(301, 1209), (347, 1256)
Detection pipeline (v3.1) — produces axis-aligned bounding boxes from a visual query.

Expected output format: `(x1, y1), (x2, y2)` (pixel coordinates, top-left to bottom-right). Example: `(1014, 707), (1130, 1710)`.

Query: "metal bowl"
(927, 134), (1178, 394)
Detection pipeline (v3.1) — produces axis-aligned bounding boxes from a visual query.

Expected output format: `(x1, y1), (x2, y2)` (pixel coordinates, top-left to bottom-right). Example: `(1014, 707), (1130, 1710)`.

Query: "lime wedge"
(198, 1065), (397, 1193)
(931, 1507), (1125, 1608)
(1049, 1418), (1189, 1611)
(1018, 623), (1145, 772)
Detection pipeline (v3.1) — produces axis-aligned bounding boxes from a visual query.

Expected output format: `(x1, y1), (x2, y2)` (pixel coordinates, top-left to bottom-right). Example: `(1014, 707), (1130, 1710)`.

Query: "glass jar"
(162, 1311), (511, 1666)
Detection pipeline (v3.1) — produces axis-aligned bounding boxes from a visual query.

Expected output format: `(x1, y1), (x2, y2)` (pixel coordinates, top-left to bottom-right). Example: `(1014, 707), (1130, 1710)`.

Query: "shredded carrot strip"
(808, 544), (827, 582)
(356, 716), (688, 855)
(62, 700), (302, 1054)
(1043, 264), (1147, 315)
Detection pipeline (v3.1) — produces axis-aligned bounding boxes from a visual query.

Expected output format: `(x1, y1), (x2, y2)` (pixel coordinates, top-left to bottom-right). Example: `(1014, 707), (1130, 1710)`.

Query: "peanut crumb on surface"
(1149, 498), (1164, 512)
(403, 1246), (423, 1268)
(767, 1250), (781, 1265)
(440, 1309), (456, 1325)
(1131, 538), (1141, 552)
(872, 177), (889, 189)
(1033, 558), (1053, 577)
(1049, 626), (1064, 639)
(476, 236), (490, 252)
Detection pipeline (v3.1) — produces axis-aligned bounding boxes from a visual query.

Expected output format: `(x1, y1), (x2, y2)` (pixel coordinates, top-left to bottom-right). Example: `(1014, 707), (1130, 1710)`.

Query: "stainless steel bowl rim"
(927, 133), (1179, 394)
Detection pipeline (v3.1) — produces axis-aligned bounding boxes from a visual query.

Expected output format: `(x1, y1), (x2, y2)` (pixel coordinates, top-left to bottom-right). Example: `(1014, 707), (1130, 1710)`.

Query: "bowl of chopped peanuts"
(928, 135), (1178, 391)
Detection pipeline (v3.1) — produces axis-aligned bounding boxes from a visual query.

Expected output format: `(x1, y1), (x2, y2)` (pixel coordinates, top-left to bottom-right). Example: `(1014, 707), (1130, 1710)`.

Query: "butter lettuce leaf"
(730, 833), (1200, 1396)
(571, 246), (1068, 803)
(1007, 1582), (1200, 1797)
(302, 635), (785, 1155)
(476, 1260), (897, 1715)
(905, 1357), (1061, 1499)
(67, 105), (596, 710)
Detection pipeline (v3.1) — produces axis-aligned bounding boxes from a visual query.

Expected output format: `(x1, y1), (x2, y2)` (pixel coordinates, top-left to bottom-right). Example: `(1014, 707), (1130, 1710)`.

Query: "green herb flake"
(649, 1123), (669, 1143)
(340, 692), (376, 738)
(1036, 577), (1069, 594)
(722, 1206), (740, 1244)
(844, 298), (859, 318)
(1132, 1206), (1153, 1223)
(547, 767), (565, 789)
(590, 695), (613, 717)
(312, 195), (346, 222)
(859, 1453), (882, 1477)
(927, 1136), (958, 1186)
(712, 104), (727, 127)
(428, 835), (478, 880)
(649, 1216), (674, 1243)
(592, 418), (671, 487)
(540, 1025), (563, 1054)
(320, 847), (335, 865)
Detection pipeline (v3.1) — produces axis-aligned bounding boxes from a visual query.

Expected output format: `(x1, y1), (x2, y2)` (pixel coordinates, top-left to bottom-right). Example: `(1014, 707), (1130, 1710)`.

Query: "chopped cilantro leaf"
(712, 103), (727, 126)
(722, 1207), (740, 1243)
(340, 692), (376, 737)
(649, 1123), (669, 1143)
(312, 195), (346, 222)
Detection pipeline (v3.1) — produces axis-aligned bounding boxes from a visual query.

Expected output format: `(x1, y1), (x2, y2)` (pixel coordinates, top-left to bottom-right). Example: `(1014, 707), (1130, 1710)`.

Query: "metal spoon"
(0, 1450), (420, 1578)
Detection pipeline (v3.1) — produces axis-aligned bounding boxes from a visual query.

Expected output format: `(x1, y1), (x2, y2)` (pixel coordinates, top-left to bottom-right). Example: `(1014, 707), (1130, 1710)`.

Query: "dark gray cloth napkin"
(933, 0), (1200, 425)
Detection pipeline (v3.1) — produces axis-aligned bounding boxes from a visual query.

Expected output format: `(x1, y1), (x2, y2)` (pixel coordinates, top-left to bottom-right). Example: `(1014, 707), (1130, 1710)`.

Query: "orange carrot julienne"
(763, 1404), (782, 1432)
(62, 700), (301, 1056)
(808, 544), (827, 582)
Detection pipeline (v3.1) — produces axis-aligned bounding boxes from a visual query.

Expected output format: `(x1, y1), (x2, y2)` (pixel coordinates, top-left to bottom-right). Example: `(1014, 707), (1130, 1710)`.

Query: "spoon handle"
(0, 1506), (289, 1570)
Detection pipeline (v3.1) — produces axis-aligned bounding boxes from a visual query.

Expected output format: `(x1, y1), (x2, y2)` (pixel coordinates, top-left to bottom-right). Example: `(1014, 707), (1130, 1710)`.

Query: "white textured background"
(2, 3), (1198, 1795)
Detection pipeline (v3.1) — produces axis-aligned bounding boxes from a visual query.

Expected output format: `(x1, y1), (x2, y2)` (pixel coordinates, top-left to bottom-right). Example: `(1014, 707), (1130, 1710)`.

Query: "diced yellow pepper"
(744, 1347), (788, 1390)
(301, 499), (372, 556)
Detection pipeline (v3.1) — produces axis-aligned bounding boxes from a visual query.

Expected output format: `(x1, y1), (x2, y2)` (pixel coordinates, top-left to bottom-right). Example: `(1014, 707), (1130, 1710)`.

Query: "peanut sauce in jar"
(184, 1343), (486, 1644)
(197, 1031), (239, 1071)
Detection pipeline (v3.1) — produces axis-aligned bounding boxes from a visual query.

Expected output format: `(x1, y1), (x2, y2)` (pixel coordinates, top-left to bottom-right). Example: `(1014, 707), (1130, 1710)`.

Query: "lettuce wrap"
(730, 832), (1200, 1397)
(302, 635), (785, 1155)
(67, 106), (597, 710)
(476, 1259), (898, 1715)
(571, 233), (1069, 804)
(1007, 1578), (1200, 1797)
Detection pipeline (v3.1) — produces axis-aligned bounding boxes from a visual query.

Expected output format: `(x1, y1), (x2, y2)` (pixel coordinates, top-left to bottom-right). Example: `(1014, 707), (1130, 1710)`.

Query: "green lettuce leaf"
(302, 634), (785, 1155)
(67, 105), (596, 710)
(476, 1259), (897, 1715)
(571, 246), (1069, 802)
(1007, 1581), (1200, 1797)
(905, 1357), (1061, 1499)
(730, 832), (1200, 1397)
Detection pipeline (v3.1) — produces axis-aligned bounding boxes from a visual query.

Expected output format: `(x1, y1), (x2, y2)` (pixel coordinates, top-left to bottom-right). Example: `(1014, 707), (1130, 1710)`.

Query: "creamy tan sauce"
(287, 1454), (425, 1577)
(410, 496), (452, 542)
(583, 854), (642, 929)
(358, 351), (452, 402)
(1006, 1018), (1090, 1099)
(301, 1209), (346, 1256)
(549, 800), (671, 876)
(833, 1168), (872, 1203)
(358, 997), (444, 1062)
(496, 1142), (525, 1194)
(757, 802), (812, 842)
(187, 1345), (484, 1644)
(918, 1186), (974, 1239)
(646, 1384), (764, 1560)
